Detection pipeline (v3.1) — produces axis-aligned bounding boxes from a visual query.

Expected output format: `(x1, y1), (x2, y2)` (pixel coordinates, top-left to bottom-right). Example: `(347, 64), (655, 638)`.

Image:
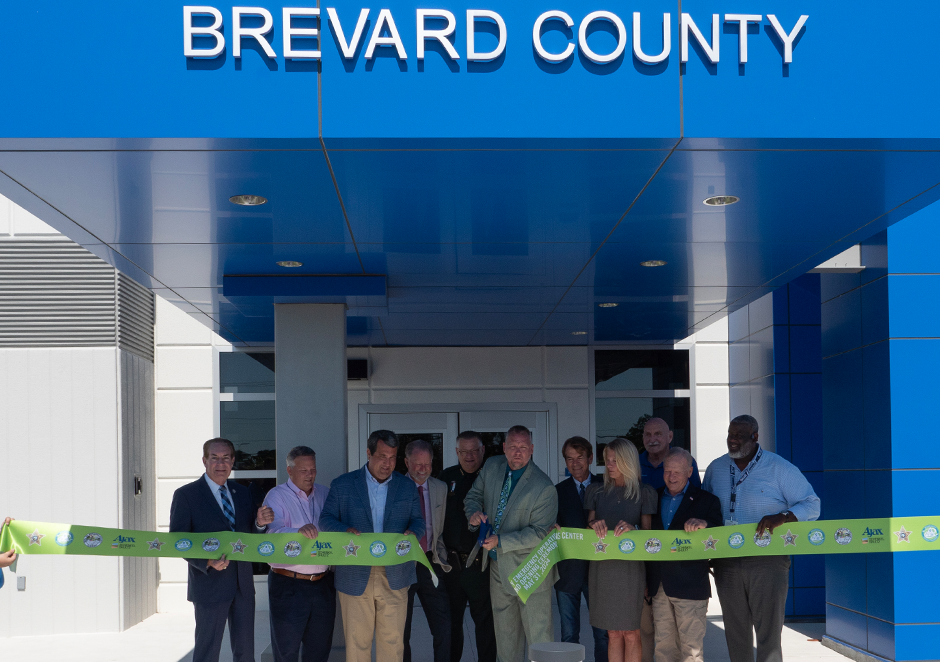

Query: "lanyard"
(729, 447), (763, 517)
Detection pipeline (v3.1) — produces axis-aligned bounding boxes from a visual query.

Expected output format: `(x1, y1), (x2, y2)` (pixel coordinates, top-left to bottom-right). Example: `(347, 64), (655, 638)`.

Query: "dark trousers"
(268, 570), (337, 662)
(441, 551), (497, 662)
(404, 560), (452, 662)
(713, 556), (791, 662)
(556, 580), (608, 662)
(193, 587), (256, 662)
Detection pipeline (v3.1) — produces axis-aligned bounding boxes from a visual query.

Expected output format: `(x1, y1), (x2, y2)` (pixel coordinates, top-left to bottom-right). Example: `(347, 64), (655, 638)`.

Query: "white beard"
(729, 440), (757, 460)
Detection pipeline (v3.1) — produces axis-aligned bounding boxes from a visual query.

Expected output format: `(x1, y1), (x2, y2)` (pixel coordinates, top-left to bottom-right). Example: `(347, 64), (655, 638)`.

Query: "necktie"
(219, 484), (236, 532)
(418, 485), (430, 552)
(493, 470), (512, 533)
(578, 481), (586, 504)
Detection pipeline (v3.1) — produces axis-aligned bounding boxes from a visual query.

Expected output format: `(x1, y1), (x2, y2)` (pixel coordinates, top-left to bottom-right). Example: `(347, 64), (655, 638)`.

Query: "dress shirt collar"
(664, 481), (689, 499)
(203, 472), (227, 493)
(287, 478), (315, 499)
(409, 475), (429, 489)
(365, 465), (391, 485)
(573, 475), (592, 492)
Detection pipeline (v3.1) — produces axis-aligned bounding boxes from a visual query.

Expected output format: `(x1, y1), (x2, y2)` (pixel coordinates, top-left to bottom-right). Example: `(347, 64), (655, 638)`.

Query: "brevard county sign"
(184, 7), (808, 67)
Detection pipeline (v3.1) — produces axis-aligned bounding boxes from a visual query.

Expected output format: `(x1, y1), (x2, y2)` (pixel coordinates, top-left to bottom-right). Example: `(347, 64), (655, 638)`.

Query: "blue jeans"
(556, 582), (608, 662)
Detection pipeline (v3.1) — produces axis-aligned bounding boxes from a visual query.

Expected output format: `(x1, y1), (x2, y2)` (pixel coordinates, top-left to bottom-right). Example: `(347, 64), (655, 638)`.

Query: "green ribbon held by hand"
(0, 520), (437, 584)
(508, 516), (940, 603)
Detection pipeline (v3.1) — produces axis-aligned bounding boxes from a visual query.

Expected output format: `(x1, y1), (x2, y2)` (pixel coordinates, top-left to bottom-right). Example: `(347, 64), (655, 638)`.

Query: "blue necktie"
(219, 484), (236, 532)
(579, 481), (586, 503)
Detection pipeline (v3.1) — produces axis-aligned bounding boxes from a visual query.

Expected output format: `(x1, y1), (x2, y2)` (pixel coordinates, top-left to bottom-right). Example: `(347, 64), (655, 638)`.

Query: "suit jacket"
(647, 483), (723, 601)
(554, 474), (601, 594)
(169, 475), (256, 603)
(464, 456), (559, 595)
(319, 466), (426, 596)
(423, 476), (452, 571)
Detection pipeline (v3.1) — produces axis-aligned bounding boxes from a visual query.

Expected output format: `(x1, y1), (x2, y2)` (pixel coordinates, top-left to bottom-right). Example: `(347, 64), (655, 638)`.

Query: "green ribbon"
(508, 517), (940, 603)
(0, 520), (437, 583)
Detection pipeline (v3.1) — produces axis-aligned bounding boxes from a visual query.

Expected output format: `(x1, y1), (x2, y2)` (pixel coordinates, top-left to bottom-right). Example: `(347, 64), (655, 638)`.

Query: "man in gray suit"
(403, 439), (452, 662)
(466, 426), (558, 662)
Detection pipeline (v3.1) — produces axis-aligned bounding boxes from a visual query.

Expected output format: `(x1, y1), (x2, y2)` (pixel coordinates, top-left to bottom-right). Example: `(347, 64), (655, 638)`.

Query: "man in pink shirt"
(259, 446), (335, 662)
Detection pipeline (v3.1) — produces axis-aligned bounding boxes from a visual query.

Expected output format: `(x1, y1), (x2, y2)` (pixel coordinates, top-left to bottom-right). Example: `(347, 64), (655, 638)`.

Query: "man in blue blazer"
(170, 438), (272, 662)
(320, 430), (425, 662)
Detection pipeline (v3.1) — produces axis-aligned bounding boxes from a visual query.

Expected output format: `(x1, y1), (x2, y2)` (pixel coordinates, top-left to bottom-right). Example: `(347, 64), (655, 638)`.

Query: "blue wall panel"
(822, 201), (940, 660)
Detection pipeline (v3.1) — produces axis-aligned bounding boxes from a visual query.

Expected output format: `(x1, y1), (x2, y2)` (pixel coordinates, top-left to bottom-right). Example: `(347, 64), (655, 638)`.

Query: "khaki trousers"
(650, 592), (707, 662)
(338, 566), (409, 662)
(489, 557), (553, 662)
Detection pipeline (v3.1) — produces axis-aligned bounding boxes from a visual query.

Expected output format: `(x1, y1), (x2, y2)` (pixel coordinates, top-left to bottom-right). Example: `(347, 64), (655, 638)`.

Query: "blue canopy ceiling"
(1, 1), (939, 346)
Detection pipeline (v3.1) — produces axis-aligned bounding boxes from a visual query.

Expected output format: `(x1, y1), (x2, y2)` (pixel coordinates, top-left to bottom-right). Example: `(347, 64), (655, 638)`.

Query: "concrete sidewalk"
(0, 601), (847, 662)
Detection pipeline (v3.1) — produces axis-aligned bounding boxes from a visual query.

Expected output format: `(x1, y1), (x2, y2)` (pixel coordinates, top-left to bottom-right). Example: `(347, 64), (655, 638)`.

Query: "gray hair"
(731, 414), (759, 435)
(405, 439), (433, 459)
(367, 429), (399, 454)
(664, 447), (693, 469)
(286, 446), (316, 467)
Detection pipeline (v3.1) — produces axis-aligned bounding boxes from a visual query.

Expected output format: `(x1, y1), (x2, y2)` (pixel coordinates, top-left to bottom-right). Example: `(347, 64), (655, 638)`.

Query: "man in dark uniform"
(438, 430), (497, 662)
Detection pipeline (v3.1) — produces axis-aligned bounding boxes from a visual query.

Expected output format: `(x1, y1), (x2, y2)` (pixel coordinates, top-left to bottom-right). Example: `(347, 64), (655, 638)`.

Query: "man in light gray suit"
(466, 426), (558, 662)
(403, 439), (452, 662)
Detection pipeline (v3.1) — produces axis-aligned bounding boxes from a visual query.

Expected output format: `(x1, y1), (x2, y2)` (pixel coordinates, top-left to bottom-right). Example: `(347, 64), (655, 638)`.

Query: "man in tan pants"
(320, 430), (426, 662)
(647, 449), (723, 662)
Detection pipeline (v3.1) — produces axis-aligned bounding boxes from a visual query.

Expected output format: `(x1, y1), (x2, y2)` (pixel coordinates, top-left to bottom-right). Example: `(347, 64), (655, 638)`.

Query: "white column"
(274, 304), (348, 486)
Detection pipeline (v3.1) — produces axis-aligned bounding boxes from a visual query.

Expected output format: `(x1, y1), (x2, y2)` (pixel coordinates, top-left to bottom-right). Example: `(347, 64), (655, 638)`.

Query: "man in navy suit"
(170, 438), (273, 662)
(319, 430), (425, 662)
(554, 436), (608, 662)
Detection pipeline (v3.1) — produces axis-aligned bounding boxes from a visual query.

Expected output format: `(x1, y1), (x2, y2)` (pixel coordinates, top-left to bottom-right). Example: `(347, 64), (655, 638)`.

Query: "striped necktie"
(578, 481), (586, 503)
(218, 484), (236, 532)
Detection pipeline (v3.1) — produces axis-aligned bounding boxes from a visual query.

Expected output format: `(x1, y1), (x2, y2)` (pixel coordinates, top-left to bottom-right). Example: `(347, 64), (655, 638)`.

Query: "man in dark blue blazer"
(170, 438), (272, 662)
(319, 430), (425, 662)
(647, 448), (722, 662)
(555, 436), (608, 662)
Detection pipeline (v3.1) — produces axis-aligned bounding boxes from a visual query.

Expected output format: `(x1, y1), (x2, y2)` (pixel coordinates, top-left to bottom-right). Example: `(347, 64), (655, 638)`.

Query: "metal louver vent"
(0, 238), (117, 347)
(117, 272), (155, 362)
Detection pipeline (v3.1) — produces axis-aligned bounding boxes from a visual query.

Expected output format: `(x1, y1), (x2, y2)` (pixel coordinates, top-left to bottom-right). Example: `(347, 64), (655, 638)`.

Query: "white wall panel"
(156, 297), (212, 346)
(155, 347), (214, 389)
(156, 479), (191, 529)
(0, 347), (122, 637)
(370, 347), (543, 387)
(545, 347), (589, 386)
(371, 389), (545, 405)
(694, 343), (730, 385)
(156, 390), (215, 478)
(693, 385), (732, 469)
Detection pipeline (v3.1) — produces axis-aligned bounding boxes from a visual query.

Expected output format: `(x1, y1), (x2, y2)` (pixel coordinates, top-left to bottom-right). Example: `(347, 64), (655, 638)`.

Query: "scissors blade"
(466, 519), (490, 568)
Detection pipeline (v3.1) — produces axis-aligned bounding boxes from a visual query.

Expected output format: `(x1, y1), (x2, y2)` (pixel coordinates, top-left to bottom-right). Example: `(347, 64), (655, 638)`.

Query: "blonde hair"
(603, 438), (641, 502)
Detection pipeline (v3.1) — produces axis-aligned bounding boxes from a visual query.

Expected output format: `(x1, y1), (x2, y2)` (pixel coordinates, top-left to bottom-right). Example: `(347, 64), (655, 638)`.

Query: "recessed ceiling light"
(276, 261), (303, 268)
(640, 260), (667, 267)
(229, 194), (268, 206)
(598, 302), (619, 308)
(703, 195), (739, 206)
(571, 331), (587, 336)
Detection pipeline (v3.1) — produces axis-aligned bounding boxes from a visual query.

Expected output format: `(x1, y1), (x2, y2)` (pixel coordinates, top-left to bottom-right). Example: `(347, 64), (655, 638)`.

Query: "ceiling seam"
(686, 177), (940, 336)
(525, 138), (684, 346)
(0, 166), (250, 345)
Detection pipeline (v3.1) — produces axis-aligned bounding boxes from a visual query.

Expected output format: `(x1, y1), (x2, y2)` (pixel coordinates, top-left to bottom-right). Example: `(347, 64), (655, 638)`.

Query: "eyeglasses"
(457, 449), (482, 456)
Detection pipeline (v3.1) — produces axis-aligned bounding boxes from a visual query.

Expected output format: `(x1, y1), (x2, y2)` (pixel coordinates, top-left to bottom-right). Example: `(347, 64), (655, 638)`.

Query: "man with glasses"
(438, 431), (497, 662)
(169, 438), (272, 662)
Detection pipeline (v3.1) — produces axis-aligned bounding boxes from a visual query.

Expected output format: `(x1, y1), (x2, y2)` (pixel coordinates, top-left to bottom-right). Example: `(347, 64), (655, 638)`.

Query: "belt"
(449, 550), (481, 567)
(271, 567), (328, 582)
